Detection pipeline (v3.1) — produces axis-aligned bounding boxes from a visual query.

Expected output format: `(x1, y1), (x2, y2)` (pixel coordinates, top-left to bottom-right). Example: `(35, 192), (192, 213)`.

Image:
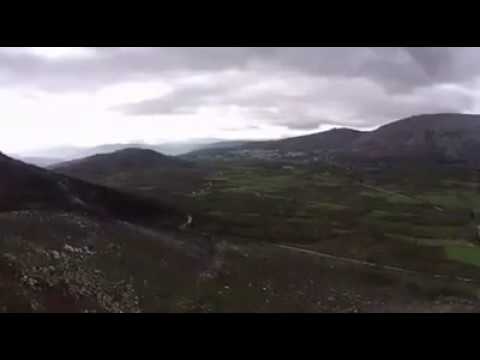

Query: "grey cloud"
(402, 47), (480, 88)
(1, 47), (480, 94)
(404, 47), (453, 77)
(1, 47), (480, 132)
(220, 124), (261, 132)
(113, 69), (476, 131)
(115, 90), (207, 115)
(0, 48), (267, 92)
(273, 117), (336, 130)
(114, 79), (240, 115)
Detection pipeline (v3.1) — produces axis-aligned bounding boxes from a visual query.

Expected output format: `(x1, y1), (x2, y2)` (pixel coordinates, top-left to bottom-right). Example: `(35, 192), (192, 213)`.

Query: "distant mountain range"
(12, 139), (249, 167)
(242, 128), (364, 152)
(349, 113), (480, 165)
(12, 113), (480, 169)
(186, 113), (480, 167)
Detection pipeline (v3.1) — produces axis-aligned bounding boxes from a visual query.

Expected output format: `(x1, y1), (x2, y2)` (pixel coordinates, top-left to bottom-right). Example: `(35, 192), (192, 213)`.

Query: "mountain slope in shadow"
(0, 152), (184, 228)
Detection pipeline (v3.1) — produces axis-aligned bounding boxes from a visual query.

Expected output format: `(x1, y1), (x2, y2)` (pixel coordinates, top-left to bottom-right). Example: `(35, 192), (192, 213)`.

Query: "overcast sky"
(1, 47), (480, 154)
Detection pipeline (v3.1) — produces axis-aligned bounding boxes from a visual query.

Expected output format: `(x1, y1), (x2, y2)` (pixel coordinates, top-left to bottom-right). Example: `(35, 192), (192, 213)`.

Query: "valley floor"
(3, 159), (480, 312)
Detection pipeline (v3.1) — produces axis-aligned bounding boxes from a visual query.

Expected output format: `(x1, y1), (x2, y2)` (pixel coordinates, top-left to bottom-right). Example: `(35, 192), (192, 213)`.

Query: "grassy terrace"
(168, 161), (480, 277)
(446, 246), (480, 267)
(94, 157), (480, 278)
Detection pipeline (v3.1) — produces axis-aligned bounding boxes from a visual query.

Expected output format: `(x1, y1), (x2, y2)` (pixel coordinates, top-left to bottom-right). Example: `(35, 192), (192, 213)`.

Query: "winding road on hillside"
(275, 244), (478, 284)
(358, 183), (445, 212)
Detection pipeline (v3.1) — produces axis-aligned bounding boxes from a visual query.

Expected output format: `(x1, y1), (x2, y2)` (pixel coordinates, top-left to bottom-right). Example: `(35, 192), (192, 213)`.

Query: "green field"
(58, 157), (480, 279)
(445, 246), (480, 267)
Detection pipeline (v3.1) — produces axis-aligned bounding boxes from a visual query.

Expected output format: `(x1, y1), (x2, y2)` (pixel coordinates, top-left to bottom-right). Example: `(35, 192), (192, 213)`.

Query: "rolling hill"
(9, 156), (63, 168)
(0, 151), (184, 227)
(0, 151), (211, 312)
(52, 148), (212, 204)
(52, 148), (193, 178)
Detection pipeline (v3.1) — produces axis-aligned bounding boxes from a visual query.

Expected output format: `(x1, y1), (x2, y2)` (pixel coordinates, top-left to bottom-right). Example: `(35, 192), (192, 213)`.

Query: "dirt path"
(275, 244), (478, 284)
(180, 215), (193, 230)
(325, 161), (446, 212)
(359, 183), (445, 212)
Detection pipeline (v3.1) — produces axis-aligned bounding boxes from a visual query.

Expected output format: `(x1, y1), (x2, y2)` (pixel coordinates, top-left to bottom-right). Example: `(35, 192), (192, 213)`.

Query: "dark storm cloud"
(0, 47), (479, 130)
(404, 47), (453, 77)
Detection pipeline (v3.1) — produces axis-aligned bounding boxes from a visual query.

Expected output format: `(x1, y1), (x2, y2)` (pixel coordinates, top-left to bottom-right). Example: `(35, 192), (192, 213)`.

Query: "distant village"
(195, 148), (338, 164)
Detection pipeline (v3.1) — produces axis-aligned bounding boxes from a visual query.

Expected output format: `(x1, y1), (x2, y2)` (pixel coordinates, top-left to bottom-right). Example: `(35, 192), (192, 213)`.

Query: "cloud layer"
(1, 47), (480, 152)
